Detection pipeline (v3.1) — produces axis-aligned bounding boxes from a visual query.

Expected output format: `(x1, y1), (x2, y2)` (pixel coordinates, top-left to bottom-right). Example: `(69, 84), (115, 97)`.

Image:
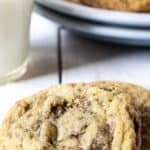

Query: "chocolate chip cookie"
(70, 0), (150, 11)
(0, 83), (141, 150)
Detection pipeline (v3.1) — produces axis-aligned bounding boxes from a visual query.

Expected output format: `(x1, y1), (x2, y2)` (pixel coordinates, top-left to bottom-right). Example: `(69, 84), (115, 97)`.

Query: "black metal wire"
(57, 26), (63, 84)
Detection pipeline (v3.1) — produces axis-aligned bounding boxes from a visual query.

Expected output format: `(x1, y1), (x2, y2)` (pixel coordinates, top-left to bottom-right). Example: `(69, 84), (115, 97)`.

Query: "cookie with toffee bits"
(0, 83), (141, 150)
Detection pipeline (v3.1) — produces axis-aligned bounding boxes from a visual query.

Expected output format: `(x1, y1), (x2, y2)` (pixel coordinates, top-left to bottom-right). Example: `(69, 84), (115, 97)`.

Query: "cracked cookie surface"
(0, 83), (141, 150)
(90, 81), (150, 150)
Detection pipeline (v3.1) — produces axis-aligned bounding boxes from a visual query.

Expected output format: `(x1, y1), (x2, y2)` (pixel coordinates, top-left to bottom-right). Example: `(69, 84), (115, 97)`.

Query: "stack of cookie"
(70, 0), (150, 12)
(0, 81), (149, 149)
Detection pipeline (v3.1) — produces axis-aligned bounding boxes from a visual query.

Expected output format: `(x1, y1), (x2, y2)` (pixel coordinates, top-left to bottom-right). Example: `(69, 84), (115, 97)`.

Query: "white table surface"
(0, 10), (150, 123)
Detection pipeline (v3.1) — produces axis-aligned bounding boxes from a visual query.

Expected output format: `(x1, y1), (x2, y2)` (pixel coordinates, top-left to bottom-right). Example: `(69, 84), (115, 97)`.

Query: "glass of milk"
(0, 0), (33, 84)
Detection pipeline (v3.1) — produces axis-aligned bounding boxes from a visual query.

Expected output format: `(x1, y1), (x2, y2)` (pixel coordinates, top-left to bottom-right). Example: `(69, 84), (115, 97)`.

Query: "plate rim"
(35, 5), (150, 46)
(36, 0), (150, 27)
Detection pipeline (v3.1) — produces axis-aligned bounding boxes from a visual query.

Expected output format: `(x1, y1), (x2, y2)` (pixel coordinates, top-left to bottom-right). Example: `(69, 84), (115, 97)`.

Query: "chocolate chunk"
(51, 103), (67, 118)
(91, 139), (102, 150)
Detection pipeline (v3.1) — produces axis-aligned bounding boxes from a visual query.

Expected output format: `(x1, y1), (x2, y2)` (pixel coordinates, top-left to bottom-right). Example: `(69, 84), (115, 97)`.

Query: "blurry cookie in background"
(69, 0), (150, 12)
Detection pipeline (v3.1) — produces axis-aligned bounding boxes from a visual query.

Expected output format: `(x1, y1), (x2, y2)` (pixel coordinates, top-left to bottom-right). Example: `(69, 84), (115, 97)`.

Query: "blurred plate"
(35, 5), (150, 46)
(36, 0), (150, 27)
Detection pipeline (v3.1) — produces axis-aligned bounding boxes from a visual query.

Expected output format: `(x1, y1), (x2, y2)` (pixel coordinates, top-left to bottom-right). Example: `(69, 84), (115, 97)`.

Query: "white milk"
(0, 0), (33, 82)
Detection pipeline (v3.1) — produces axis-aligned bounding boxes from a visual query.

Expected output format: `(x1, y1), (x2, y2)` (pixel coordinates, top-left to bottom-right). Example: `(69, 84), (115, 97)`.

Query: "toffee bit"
(40, 121), (57, 144)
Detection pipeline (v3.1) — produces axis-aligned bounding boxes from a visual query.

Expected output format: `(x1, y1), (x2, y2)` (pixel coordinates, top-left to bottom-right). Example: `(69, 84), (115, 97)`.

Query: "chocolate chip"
(100, 87), (113, 92)
(84, 100), (91, 107)
(99, 124), (110, 136)
(91, 139), (102, 150)
(134, 117), (141, 149)
(51, 103), (67, 118)
(71, 124), (88, 137)
(56, 106), (64, 117)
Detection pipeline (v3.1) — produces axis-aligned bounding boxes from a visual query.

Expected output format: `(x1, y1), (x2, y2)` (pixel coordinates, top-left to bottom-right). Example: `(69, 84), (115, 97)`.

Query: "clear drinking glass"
(0, 0), (33, 84)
